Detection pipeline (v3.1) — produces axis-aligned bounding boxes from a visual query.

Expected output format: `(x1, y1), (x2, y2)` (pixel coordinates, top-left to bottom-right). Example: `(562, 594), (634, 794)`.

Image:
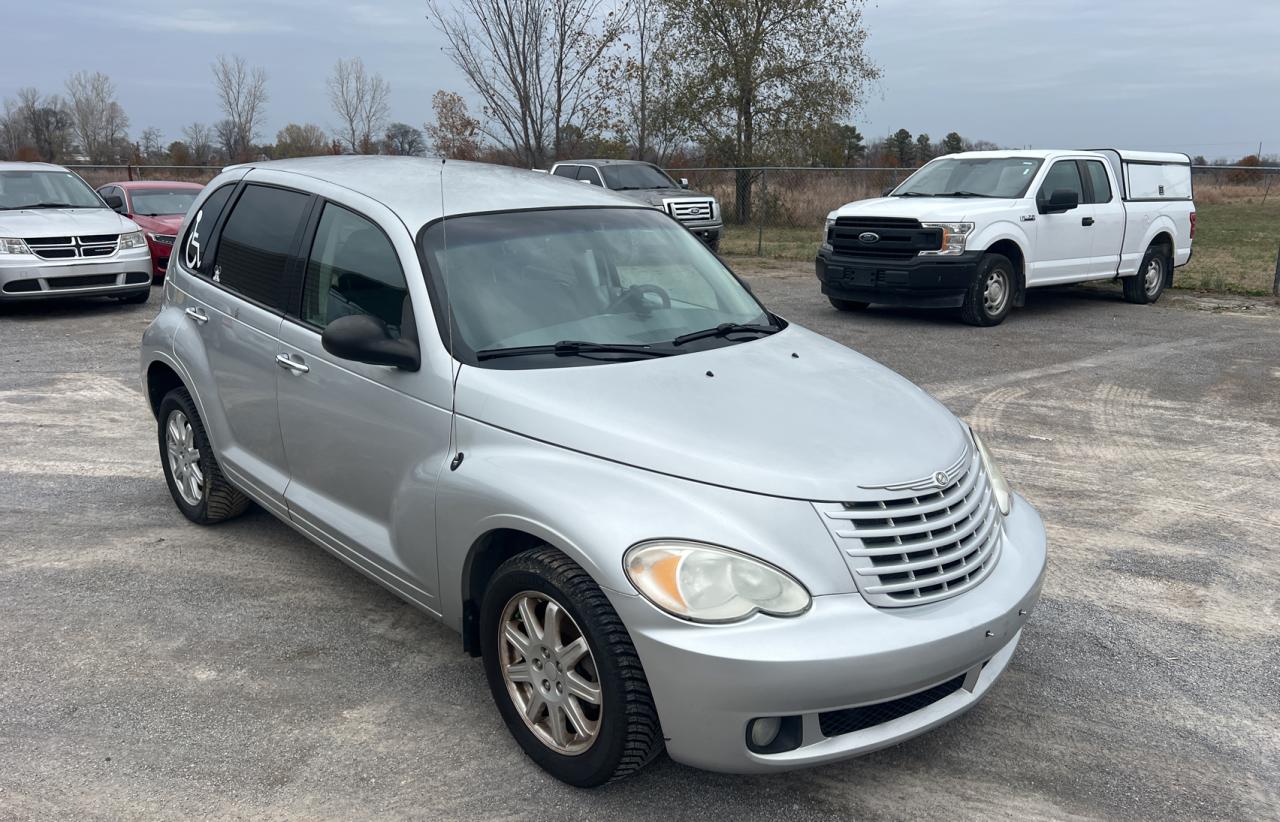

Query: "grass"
(720, 197), (1280, 297)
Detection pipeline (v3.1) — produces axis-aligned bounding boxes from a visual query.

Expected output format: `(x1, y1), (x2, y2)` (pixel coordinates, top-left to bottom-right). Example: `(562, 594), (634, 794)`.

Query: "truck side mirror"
(1040, 189), (1079, 214)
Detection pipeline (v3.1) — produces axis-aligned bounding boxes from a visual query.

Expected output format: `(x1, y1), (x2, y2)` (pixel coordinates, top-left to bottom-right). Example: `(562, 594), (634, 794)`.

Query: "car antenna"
(440, 158), (464, 471)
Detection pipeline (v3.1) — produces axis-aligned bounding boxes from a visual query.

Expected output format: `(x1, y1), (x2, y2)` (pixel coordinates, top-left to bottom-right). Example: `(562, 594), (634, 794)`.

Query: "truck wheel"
(157, 387), (250, 524)
(1123, 244), (1170, 304)
(960, 253), (1014, 326)
(481, 547), (663, 786)
(829, 297), (869, 312)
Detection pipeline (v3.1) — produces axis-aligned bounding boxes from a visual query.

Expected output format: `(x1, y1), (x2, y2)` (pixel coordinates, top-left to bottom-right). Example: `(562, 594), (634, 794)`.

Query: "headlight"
(624, 541), (811, 623)
(118, 231), (147, 249)
(0, 237), (31, 255)
(971, 430), (1012, 515)
(920, 222), (974, 256)
(147, 232), (175, 246)
(823, 216), (836, 243)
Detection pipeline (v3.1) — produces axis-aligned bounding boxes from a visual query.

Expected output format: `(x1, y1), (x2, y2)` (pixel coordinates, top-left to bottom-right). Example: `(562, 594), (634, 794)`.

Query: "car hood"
(832, 196), (1018, 222)
(454, 324), (970, 501)
(129, 213), (184, 234)
(619, 187), (715, 207)
(0, 208), (138, 238)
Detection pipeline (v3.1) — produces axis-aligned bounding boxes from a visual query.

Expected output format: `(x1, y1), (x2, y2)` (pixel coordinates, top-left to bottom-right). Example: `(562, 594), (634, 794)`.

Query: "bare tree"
(383, 122), (426, 156)
(138, 127), (165, 162)
(211, 55), (268, 162)
(0, 97), (31, 160)
(64, 71), (130, 163)
(427, 0), (623, 167)
(425, 91), (483, 160)
(327, 58), (391, 154)
(14, 88), (73, 162)
(182, 122), (214, 164)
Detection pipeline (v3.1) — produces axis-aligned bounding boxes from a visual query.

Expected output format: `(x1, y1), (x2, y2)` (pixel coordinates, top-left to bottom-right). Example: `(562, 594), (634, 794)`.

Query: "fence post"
(126, 164), (134, 182)
(1273, 243), (1279, 299)
(756, 169), (766, 256)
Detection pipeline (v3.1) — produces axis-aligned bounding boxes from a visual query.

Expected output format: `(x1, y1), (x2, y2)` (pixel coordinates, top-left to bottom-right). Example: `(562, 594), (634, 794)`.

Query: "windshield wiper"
(22, 203), (88, 209)
(476, 340), (671, 361)
(672, 322), (779, 347)
(937, 191), (1000, 198)
(893, 191), (931, 197)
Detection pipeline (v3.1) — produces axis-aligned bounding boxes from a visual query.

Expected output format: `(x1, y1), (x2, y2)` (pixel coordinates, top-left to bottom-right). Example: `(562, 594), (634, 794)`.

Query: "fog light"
(748, 716), (782, 748)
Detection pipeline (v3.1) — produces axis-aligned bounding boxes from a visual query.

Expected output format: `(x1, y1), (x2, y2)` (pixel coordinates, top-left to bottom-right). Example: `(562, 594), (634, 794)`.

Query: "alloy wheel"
(498, 590), (603, 755)
(165, 410), (204, 506)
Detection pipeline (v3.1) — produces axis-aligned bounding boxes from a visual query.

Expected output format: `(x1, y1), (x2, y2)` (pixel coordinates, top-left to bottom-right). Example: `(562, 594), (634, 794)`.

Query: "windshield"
(0, 170), (104, 210)
(600, 164), (676, 191)
(421, 208), (772, 367)
(128, 188), (200, 216)
(893, 157), (1043, 198)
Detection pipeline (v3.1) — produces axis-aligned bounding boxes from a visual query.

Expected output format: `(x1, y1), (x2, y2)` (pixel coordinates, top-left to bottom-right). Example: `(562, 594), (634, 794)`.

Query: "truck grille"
(815, 447), (1002, 607)
(665, 199), (715, 224)
(24, 234), (120, 260)
(828, 217), (941, 260)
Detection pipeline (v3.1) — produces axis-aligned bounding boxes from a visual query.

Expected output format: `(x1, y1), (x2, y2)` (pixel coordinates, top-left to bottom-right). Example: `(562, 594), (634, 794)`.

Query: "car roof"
(0, 161), (72, 173)
(111, 180), (206, 190)
(554, 159), (651, 168)
(933, 148), (1190, 164)
(226, 155), (642, 228)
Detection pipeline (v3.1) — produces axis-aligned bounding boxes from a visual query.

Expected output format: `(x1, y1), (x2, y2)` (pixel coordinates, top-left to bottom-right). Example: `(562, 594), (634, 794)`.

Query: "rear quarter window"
(179, 183), (237, 277)
(207, 184), (311, 311)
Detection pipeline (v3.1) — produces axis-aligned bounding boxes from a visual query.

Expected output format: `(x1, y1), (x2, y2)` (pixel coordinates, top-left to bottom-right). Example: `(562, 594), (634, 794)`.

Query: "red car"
(97, 181), (204, 279)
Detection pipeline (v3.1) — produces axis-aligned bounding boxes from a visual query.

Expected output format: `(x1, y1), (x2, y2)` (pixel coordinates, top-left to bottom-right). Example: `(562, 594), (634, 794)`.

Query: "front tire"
(829, 296), (869, 312)
(960, 253), (1015, 326)
(1123, 244), (1170, 304)
(480, 547), (663, 786)
(157, 388), (250, 525)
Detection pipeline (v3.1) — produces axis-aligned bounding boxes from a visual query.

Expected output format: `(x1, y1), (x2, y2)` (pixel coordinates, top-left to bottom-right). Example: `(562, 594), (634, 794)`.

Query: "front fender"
(434, 416), (857, 630)
(969, 219), (1031, 260)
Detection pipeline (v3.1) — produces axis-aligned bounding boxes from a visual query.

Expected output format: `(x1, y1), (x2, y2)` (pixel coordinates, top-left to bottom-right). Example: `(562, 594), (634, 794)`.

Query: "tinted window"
(552, 165), (578, 179)
(212, 185), (310, 310)
(1038, 161), (1084, 206)
(1083, 161), (1112, 203)
(302, 204), (408, 336)
(575, 166), (603, 186)
(180, 183), (237, 276)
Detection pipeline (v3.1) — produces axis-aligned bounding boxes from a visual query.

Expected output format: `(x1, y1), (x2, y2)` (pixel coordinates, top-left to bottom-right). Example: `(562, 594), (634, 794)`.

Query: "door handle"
(275, 353), (310, 374)
(1081, 217), (1095, 227)
(184, 307), (209, 324)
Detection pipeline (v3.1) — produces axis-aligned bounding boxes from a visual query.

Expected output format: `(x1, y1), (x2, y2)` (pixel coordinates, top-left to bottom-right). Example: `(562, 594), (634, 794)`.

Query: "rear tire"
(829, 296), (869, 312)
(960, 253), (1015, 326)
(157, 388), (250, 525)
(1123, 244), (1170, 304)
(119, 287), (150, 305)
(481, 547), (663, 786)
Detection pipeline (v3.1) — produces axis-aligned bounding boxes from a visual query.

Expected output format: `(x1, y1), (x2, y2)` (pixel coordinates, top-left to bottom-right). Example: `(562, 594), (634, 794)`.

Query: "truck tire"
(157, 387), (251, 524)
(481, 546), (663, 786)
(960, 253), (1015, 326)
(1123, 243), (1170, 304)
(829, 297), (869, 312)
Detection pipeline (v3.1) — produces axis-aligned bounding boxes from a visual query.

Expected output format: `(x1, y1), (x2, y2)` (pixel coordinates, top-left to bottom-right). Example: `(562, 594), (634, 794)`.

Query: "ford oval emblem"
(859, 231), (880, 243)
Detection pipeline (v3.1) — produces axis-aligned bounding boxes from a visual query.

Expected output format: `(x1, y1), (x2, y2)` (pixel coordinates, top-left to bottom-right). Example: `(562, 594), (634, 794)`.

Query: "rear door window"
(209, 184), (311, 311)
(300, 203), (408, 336)
(1037, 161), (1085, 207)
(180, 183), (237, 278)
(1082, 160), (1113, 203)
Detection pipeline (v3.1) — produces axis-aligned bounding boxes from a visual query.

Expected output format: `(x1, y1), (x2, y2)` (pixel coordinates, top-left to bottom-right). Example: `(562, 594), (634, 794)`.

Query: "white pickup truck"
(817, 149), (1196, 325)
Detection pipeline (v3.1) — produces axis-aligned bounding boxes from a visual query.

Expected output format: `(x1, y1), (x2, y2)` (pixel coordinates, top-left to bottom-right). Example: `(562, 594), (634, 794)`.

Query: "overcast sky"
(4, 0), (1277, 161)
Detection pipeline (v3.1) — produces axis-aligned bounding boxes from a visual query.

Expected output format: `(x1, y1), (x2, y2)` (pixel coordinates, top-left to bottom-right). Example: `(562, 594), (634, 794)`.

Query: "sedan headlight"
(971, 430), (1012, 515)
(919, 221), (974, 256)
(147, 232), (176, 246)
(0, 237), (32, 255)
(118, 231), (147, 249)
(624, 541), (811, 623)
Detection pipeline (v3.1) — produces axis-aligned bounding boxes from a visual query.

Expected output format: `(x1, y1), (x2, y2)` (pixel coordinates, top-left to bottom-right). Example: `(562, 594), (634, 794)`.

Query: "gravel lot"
(2, 270), (1278, 821)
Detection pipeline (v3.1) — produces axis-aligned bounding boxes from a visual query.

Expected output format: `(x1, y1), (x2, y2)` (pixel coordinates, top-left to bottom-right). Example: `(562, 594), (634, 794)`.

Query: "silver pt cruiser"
(140, 156), (1046, 786)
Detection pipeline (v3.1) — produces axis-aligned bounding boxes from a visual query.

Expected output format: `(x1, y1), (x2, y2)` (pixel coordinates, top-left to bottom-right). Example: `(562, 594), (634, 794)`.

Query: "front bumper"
(681, 221), (722, 247)
(816, 248), (983, 308)
(0, 249), (153, 301)
(609, 494), (1046, 773)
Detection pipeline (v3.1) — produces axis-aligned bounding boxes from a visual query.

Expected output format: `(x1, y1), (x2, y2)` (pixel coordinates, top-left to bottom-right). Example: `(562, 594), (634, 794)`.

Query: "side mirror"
(321, 314), (420, 371)
(1040, 188), (1079, 214)
(103, 194), (125, 213)
(679, 177), (690, 189)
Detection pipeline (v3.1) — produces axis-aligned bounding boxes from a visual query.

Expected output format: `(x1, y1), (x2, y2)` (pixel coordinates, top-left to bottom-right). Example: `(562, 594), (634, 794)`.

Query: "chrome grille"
(816, 448), (1002, 607)
(24, 234), (120, 260)
(665, 199), (715, 223)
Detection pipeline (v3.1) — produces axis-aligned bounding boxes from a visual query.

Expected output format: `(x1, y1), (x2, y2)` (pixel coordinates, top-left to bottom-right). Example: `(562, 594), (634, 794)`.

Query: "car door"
(1081, 159), (1125, 278)
(274, 198), (451, 607)
(170, 180), (312, 515)
(1028, 159), (1094, 285)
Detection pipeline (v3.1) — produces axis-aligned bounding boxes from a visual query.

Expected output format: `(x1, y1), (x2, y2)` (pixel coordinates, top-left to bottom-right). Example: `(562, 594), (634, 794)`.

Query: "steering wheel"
(605, 284), (672, 313)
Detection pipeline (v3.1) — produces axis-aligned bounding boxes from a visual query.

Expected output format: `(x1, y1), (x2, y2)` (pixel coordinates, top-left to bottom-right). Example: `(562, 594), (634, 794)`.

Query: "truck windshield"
(893, 157), (1043, 198)
(600, 164), (676, 191)
(0, 170), (105, 210)
(421, 208), (772, 367)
